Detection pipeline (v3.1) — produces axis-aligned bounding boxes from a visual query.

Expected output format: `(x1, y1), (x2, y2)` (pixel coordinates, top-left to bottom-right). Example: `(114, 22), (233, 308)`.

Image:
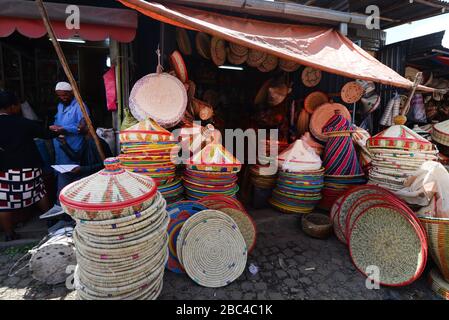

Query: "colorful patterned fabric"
(322, 115), (363, 176)
(0, 168), (45, 211)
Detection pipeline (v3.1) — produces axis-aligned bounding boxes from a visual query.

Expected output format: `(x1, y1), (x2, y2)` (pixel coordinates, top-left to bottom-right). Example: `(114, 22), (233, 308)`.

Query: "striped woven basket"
(419, 216), (449, 282)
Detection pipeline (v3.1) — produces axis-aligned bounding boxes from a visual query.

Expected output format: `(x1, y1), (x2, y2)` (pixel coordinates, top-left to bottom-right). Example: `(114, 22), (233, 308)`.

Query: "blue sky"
(385, 13), (449, 47)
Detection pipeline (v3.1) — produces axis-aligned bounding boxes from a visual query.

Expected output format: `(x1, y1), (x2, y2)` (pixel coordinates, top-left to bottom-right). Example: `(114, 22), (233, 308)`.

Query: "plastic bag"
(395, 161), (449, 218)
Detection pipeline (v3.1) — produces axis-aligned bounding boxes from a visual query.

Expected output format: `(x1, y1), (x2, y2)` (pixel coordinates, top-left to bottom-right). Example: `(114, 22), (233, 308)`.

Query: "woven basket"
(349, 205), (427, 287)
(29, 234), (76, 285)
(181, 218), (247, 288)
(219, 207), (257, 254)
(301, 213), (332, 239)
(419, 216), (449, 282)
(60, 158), (158, 221)
(176, 210), (237, 267)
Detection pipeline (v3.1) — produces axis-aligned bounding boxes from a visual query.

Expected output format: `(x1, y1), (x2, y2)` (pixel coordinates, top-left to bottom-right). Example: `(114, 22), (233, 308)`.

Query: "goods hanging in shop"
(60, 158), (168, 300)
(176, 210), (247, 288)
(129, 72), (187, 127)
(119, 118), (183, 204)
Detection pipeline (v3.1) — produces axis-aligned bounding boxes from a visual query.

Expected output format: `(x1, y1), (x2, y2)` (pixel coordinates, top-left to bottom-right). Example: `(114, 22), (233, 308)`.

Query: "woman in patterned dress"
(0, 91), (58, 241)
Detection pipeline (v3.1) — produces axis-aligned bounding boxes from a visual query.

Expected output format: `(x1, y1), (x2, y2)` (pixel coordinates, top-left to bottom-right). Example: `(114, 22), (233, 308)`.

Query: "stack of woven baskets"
(119, 118), (184, 203)
(319, 111), (366, 211)
(367, 125), (438, 193)
(269, 140), (324, 214)
(250, 139), (289, 196)
(432, 119), (449, 157)
(331, 185), (428, 287)
(60, 158), (169, 300)
(176, 210), (248, 287)
(183, 143), (241, 200)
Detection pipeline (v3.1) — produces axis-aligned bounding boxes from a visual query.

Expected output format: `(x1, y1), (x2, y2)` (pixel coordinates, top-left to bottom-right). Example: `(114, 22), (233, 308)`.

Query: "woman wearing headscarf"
(0, 91), (58, 241)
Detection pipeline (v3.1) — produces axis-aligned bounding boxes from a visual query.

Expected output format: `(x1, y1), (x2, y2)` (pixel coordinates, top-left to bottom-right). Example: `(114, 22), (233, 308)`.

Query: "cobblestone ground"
(0, 209), (440, 300)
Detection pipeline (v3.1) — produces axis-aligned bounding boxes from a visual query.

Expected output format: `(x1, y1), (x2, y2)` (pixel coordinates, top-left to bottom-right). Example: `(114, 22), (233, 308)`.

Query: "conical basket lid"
(59, 158), (157, 212)
(186, 143), (241, 167)
(123, 118), (171, 134)
(278, 140), (322, 171)
(368, 125), (433, 151)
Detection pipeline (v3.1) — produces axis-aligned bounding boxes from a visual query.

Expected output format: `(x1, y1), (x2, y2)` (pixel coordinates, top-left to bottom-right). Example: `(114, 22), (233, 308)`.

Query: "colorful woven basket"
(59, 158), (157, 221)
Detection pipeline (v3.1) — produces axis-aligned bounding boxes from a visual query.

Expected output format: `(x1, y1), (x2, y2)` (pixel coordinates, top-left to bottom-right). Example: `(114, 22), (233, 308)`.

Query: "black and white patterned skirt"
(0, 168), (46, 211)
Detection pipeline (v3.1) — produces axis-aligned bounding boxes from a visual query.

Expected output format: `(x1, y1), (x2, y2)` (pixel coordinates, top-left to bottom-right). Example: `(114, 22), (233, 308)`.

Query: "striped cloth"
(322, 115), (363, 176)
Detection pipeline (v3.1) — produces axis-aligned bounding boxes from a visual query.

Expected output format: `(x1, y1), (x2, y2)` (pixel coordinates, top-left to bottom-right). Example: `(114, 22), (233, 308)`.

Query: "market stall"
(50, 0), (449, 300)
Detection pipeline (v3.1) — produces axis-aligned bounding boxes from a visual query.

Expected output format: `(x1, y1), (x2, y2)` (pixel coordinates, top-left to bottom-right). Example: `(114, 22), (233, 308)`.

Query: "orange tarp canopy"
(118, 0), (433, 92)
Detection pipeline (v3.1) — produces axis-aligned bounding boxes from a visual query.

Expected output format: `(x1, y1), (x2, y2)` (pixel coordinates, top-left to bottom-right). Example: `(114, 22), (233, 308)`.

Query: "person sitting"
(0, 91), (59, 241)
(58, 119), (112, 178)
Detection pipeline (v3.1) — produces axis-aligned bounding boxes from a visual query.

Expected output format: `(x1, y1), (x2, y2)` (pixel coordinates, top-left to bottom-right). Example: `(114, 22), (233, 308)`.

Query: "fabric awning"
(118, 0), (433, 92)
(0, 0), (138, 43)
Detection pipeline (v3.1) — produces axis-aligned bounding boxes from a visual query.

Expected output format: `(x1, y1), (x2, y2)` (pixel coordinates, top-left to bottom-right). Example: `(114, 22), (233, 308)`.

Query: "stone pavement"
(0, 208), (440, 300)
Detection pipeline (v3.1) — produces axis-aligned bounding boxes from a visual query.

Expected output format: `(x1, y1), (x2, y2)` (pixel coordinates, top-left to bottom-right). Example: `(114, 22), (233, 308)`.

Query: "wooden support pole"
(35, 0), (106, 161)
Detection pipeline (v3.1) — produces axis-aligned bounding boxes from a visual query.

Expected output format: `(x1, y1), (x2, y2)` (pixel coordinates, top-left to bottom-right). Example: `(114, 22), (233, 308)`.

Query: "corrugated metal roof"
(279, 0), (449, 28)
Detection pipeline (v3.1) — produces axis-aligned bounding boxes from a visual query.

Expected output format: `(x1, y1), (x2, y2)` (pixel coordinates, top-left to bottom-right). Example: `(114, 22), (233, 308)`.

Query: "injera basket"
(59, 158), (157, 221)
(349, 205), (427, 287)
(429, 268), (449, 300)
(419, 216), (449, 282)
(181, 218), (247, 288)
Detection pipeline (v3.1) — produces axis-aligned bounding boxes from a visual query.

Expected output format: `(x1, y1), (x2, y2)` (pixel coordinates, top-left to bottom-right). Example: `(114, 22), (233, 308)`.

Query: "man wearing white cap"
(50, 81), (90, 199)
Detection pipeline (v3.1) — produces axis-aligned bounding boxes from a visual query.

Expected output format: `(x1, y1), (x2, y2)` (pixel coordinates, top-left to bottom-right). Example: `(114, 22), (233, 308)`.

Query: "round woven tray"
(349, 204), (427, 287)
(181, 218), (247, 288)
(219, 207), (257, 254)
(176, 210), (236, 267)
